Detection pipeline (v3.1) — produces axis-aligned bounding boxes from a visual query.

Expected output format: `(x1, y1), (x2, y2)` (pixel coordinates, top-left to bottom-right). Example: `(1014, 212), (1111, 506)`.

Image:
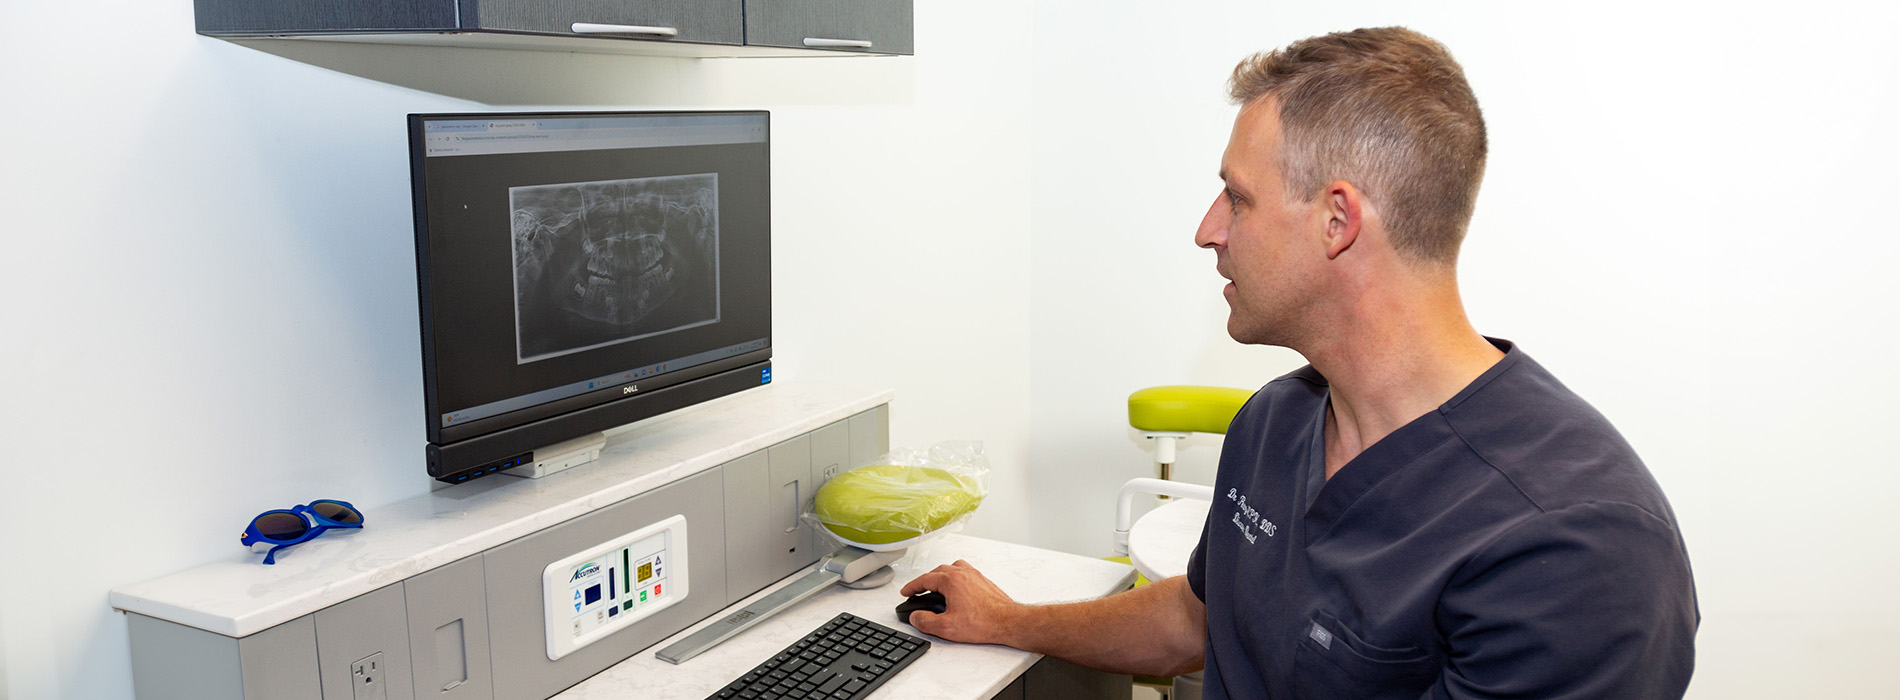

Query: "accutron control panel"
(541, 515), (689, 660)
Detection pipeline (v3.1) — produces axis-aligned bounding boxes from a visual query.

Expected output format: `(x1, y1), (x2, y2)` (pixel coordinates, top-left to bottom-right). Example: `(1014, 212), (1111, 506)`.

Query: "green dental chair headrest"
(813, 464), (984, 546)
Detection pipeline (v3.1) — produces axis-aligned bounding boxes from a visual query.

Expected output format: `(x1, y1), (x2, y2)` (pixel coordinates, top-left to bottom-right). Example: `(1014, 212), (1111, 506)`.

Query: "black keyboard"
(708, 612), (930, 700)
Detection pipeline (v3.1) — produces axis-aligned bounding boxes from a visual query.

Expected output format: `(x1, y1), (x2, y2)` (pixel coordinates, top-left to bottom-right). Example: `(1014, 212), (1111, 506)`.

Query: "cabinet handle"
(803, 37), (873, 49)
(783, 480), (800, 534)
(571, 23), (680, 37)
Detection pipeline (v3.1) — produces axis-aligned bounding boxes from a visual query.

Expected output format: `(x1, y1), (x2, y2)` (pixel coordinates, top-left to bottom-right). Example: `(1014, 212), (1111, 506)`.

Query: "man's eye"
(1226, 189), (1243, 211)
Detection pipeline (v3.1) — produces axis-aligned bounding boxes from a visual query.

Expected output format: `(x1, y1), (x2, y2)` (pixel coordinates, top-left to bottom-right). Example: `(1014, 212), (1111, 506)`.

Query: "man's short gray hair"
(1230, 27), (1488, 267)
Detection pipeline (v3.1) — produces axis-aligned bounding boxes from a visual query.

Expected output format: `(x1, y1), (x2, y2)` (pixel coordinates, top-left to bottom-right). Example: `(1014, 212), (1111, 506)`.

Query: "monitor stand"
(502, 432), (608, 479)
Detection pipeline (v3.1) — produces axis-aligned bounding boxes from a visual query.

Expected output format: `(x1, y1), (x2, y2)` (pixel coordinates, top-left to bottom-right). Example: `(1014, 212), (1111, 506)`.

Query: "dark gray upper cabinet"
(467, 0), (742, 45)
(194, 0), (910, 57)
(195, 0), (742, 42)
(745, 0), (914, 55)
(193, 0), (458, 35)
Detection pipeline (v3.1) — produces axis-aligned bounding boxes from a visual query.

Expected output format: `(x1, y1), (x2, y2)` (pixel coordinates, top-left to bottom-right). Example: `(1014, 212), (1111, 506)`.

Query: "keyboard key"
(817, 674), (849, 695)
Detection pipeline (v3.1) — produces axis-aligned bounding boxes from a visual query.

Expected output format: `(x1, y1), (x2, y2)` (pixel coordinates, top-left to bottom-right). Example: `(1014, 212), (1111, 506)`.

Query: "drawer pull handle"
(803, 37), (873, 49)
(571, 23), (680, 37)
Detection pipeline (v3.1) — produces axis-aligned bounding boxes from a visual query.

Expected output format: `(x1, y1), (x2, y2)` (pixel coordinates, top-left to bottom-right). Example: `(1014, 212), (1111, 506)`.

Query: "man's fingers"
(903, 561), (992, 598)
(900, 572), (944, 597)
(907, 609), (944, 636)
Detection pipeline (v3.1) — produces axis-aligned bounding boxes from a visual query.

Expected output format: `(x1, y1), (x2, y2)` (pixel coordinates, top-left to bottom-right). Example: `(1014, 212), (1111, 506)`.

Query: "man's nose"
(1195, 192), (1227, 249)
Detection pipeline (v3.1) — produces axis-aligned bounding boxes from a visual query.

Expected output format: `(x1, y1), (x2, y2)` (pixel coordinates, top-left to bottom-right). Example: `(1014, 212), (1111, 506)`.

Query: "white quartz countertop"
(110, 381), (894, 637)
(1128, 498), (1211, 582)
(555, 533), (1137, 700)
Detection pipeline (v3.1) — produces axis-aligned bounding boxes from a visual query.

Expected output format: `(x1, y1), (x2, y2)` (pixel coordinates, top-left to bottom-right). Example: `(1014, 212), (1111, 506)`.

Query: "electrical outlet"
(822, 463), (841, 483)
(352, 652), (387, 700)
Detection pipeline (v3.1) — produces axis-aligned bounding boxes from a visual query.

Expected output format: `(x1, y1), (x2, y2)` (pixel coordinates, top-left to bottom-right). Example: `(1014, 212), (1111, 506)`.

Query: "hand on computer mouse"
(895, 591), (948, 625)
(898, 559), (1023, 645)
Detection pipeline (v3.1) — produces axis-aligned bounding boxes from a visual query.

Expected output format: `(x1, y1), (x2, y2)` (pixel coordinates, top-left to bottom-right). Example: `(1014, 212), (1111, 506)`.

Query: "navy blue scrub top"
(1186, 340), (1697, 699)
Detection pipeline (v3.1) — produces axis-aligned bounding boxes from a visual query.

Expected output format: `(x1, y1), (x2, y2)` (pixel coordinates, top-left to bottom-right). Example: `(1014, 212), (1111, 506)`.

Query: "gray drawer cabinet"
(745, 0), (914, 55)
(485, 468), (730, 700)
(193, 0), (910, 57)
(984, 657), (1132, 700)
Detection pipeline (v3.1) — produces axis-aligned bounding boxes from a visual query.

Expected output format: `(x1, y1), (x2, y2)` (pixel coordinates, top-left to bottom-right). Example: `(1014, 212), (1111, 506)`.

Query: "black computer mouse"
(895, 591), (948, 625)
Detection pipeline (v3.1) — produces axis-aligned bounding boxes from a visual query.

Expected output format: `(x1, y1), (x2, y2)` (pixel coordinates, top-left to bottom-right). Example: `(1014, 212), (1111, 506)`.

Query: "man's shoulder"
(1445, 350), (1673, 520)
(1229, 364), (1329, 427)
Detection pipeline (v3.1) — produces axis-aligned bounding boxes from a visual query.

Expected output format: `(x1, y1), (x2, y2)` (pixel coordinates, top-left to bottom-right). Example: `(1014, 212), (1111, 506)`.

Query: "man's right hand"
(898, 561), (1208, 678)
(898, 559), (1023, 645)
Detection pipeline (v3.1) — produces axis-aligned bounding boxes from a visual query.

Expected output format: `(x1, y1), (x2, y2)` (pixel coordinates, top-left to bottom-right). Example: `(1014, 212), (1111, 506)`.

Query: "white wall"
(2, 1), (1895, 698)
(0, 1), (1035, 697)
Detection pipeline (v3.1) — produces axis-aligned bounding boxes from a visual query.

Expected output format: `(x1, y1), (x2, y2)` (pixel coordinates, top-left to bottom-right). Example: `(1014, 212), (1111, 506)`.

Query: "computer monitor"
(409, 110), (772, 483)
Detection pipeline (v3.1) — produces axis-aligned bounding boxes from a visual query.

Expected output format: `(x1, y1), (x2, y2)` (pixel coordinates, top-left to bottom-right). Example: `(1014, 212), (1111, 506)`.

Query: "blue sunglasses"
(240, 500), (365, 565)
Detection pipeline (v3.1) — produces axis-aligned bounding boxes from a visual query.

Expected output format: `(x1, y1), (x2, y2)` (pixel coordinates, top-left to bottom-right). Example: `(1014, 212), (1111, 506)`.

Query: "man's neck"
(1305, 287), (1504, 480)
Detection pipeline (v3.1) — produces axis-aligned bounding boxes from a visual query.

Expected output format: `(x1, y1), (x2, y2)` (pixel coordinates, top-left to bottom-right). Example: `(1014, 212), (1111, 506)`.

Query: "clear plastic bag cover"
(807, 441), (989, 547)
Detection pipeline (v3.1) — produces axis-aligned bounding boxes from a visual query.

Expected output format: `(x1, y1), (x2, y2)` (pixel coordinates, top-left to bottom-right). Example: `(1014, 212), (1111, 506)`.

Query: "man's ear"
(1323, 180), (1362, 260)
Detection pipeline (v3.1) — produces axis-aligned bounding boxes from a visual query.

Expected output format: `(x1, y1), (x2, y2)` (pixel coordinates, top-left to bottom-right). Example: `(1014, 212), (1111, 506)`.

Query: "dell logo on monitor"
(623, 385), (639, 395)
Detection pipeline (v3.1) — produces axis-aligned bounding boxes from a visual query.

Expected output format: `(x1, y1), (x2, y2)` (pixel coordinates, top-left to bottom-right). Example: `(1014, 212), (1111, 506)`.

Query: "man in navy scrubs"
(901, 26), (1698, 699)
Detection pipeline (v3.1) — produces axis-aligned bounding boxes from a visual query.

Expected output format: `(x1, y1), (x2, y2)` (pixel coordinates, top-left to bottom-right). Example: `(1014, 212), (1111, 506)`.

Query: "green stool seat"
(1128, 385), (1254, 435)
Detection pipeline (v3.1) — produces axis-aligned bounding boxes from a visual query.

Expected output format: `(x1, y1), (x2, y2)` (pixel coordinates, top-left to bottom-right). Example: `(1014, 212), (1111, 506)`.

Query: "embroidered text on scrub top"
(1226, 488), (1277, 544)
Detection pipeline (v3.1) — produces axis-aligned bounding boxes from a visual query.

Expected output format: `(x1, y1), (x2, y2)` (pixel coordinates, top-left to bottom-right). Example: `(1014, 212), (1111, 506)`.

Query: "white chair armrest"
(1114, 477), (1214, 555)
